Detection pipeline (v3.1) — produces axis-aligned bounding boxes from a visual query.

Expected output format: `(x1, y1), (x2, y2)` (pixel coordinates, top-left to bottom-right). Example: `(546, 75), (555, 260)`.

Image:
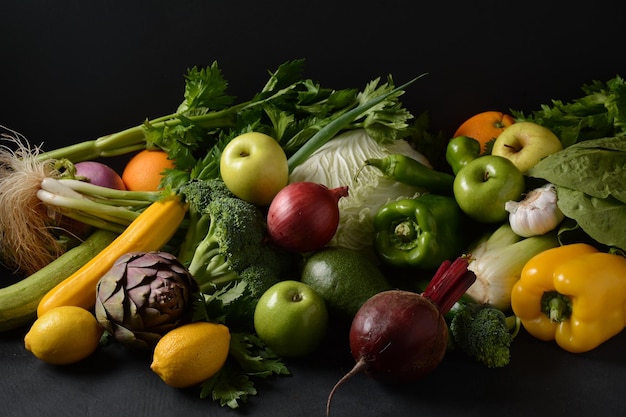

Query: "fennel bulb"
(288, 129), (430, 254)
(465, 223), (559, 311)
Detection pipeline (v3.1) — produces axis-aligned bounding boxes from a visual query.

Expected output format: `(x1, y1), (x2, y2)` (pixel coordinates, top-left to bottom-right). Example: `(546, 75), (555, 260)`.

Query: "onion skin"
(75, 161), (126, 190)
(267, 182), (348, 253)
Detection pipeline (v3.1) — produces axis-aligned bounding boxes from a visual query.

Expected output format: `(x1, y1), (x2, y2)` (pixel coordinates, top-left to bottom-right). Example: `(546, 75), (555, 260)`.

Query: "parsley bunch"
(513, 75), (626, 147)
(192, 281), (290, 409)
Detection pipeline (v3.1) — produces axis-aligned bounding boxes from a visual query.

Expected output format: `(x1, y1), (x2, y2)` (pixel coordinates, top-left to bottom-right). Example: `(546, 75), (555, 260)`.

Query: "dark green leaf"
(526, 136), (626, 251)
(527, 137), (626, 203)
(177, 62), (235, 113)
(229, 333), (290, 376)
(255, 59), (306, 99)
(200, 361), (257, 409)
(556, 187), (626, 250)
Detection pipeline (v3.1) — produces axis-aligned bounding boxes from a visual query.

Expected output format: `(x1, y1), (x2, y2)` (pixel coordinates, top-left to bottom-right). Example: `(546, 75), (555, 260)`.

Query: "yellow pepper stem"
(541, 291), (572, 323)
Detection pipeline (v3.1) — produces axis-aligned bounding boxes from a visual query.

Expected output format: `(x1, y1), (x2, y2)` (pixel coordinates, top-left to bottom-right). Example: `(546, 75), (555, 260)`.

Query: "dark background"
(2, 1), (626, 416)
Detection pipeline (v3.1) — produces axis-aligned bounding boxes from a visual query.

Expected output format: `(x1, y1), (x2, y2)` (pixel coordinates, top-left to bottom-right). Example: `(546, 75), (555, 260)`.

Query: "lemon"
(150, 321), (231, 388)
(24, 305), (104, 365)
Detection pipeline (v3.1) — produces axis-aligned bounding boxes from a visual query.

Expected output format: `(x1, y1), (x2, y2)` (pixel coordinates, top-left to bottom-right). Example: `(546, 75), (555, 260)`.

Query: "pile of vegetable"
(1, 60), (626, 412)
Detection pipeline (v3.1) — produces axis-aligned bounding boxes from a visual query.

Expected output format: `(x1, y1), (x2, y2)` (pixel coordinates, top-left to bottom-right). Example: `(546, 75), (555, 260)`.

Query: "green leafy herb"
(192, 281), (290, 409)
(512, 75), (626, 147)
(527, 137), (626, 251)
(38, 59), (423, 191)
(200, 361), (257, 409)
(200, 334), (290, 409)
(286, 73), (427, 171)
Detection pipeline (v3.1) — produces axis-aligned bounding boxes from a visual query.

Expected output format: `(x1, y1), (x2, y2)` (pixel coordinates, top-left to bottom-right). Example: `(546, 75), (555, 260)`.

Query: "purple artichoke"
(95, 251), (199, 350)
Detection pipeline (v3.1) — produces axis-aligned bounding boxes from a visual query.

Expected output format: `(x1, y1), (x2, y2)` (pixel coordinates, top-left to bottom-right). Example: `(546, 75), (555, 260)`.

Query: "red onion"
(267, 182), (348, 253)
(75, 161), (126, 190)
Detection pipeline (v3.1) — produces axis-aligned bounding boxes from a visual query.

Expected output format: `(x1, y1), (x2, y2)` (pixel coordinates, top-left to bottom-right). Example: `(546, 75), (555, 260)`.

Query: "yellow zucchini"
(37, 196), (188, 318)
(0, 229), (118, 332)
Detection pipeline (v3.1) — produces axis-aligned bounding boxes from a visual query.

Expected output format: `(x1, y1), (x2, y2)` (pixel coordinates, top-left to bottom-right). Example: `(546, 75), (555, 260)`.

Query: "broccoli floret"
(177, 179), (286, 298)
(177, 179), (237, 260)
(449, 302), (520, 368)
(181, 178), (236, 209)
(239, 262), (280, 298)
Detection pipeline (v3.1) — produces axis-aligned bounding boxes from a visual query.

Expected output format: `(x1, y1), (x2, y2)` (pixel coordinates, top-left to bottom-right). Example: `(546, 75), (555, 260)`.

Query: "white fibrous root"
(505, 183), (564, 238)
(0, 127), (63, 275)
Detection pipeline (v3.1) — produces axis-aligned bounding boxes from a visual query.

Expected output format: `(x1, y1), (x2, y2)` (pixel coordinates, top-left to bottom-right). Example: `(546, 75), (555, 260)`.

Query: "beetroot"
(326, 256), (476, 416)
(348, 290), (448, 383)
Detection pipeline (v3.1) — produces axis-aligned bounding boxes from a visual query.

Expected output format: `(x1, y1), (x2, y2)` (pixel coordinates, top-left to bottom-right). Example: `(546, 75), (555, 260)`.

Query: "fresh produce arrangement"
(1, 59), (625, 413)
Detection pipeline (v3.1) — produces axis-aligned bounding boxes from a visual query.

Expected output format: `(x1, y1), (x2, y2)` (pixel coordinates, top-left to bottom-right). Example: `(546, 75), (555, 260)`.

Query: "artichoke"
(95, 251), (199, 350)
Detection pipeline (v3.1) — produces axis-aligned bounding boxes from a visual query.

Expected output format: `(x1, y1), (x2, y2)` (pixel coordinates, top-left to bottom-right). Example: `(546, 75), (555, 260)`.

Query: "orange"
(121, 149), (174, 191)
(452, 111), (516, 154)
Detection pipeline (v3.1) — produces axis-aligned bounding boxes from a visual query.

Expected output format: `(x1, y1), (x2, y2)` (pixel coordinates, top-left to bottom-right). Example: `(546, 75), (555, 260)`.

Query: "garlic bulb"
(505, 183), (564, 237)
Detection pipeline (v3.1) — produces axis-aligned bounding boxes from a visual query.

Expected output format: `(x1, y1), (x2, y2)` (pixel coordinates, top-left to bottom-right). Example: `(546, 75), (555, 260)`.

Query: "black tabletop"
(2, 1), (626, 416)
(3, 323), (626, 416)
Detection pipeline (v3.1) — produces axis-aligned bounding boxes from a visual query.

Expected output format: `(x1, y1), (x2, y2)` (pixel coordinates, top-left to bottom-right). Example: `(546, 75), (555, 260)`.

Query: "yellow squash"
(37, 196), (187, 317)
(511, 243), (626, 353)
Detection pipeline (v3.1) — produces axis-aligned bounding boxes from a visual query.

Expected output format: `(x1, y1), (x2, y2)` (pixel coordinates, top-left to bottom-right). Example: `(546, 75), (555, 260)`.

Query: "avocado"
(300, 246), (392, 323)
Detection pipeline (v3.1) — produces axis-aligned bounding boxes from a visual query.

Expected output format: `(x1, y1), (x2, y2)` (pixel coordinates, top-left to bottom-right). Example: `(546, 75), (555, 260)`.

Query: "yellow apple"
(491, 121), (562, 173)
(219, 132), (288, 206)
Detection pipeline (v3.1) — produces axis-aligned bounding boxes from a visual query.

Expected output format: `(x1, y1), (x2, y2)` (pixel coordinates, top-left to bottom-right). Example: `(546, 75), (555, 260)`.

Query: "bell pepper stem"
(392, 220), (419, 248)
(541, 291), (572, 323)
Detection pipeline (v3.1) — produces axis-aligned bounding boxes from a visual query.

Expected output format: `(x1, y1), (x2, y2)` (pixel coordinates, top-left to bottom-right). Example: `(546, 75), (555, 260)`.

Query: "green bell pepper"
(445, 136), (481, 175)
(373, 194), (463, 270)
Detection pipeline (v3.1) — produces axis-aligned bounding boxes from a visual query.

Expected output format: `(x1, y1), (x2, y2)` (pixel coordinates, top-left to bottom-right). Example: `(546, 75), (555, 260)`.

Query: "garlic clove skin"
(505, 183), (564, 238)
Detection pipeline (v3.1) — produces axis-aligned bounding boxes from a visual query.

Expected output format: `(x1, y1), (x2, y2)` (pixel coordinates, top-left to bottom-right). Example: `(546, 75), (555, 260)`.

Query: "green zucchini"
(0, 229), (118, 332)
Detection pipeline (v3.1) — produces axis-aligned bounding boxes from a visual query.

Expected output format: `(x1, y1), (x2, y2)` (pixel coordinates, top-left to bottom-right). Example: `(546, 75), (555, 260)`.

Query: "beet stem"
(326, 357), (368, 417)
(423, 256), (476, 315)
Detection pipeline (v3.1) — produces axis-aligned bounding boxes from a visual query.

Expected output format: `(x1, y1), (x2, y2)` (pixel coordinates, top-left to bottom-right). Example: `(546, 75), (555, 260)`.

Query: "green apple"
(453, 155), (526, 223)
(491, 121), (562, 173)
(254, 280), (329, 358)
(220, 132), (289, 206)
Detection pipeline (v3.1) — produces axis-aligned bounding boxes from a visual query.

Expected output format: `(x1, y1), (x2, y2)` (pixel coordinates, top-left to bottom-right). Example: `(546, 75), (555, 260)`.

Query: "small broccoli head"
(186, 193), (293, 298)
(177, 179), (238, 266)
(206, 196), (267, 271)
(180, 178), (236, 212)
(449, 303), (513, 368)
(239, 264), (281, 299)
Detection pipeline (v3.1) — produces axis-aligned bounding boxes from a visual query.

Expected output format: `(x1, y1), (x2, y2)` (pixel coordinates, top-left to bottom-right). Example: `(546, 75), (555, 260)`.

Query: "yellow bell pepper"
(511, 243), (626, 353)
